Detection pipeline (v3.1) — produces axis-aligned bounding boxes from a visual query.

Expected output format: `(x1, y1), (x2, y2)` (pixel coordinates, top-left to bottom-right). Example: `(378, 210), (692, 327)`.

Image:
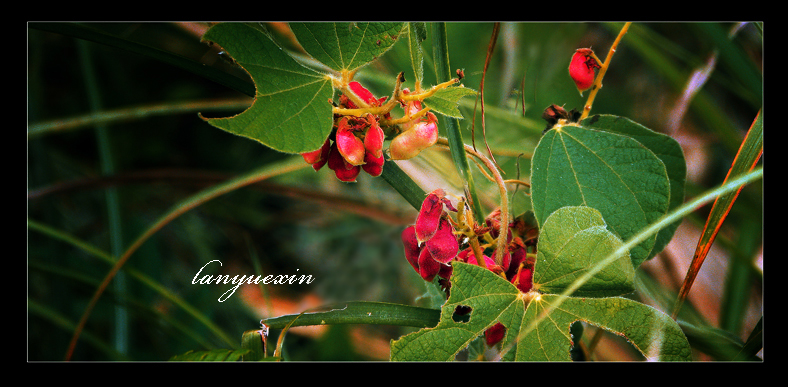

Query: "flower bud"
(569, 48), (601, 95)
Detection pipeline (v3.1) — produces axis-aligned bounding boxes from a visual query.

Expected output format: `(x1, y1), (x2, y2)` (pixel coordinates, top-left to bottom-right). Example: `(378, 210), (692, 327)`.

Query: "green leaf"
(260, 301), (441, 329)
(535, 206), (635, 298)
(423, 86), (478, 119)
(390, 262), (523, 361)
(241, 329), (268, 361)
(169, 348), (249, 361)
(289, 22), (404, 73)
(405, 22), (427, 83)
(390, 262), (691, 361)
(580, 114), (686, 258)
(530, 122), (671, 268)
(518, 295), (692, 361)
(200, 23), (334, 154)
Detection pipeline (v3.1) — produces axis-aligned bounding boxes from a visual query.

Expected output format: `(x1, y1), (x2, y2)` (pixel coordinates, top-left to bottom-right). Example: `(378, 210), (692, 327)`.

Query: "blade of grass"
(28, 98), (251, 138)
(62, 156), (308, 360)
(431, 22), (486, 226)
(78, 37), (129, 356)
(27, 219), (235, 351)
(671, 109), (762, 319)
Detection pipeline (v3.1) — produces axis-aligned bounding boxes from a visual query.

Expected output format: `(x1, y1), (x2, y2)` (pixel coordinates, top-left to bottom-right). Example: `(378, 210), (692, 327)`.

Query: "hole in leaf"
(452, 305), (471, 323)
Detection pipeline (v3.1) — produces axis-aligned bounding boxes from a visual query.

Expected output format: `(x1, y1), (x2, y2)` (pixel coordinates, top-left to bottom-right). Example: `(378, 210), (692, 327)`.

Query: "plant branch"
(579, 22), (631, 121)
(436, 137), (509, 266)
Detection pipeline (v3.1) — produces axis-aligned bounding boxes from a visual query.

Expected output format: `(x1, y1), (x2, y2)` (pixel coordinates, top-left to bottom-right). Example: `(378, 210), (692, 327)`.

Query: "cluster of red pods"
(301, 82), (439, 182)
(402, 189), (538, 347)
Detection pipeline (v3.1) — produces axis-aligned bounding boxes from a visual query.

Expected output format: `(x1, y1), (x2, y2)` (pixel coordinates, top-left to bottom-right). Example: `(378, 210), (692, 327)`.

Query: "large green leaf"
(518, 294), (692, 361)
(289, 22), (404, 72)
(390, 262), (691, 361)
(391, 206), (689, 361)
(580, 114), (686, 258)
(535, 206), (634, 297)
(530, 122), (671, 268)
(201, 23), (334, 154)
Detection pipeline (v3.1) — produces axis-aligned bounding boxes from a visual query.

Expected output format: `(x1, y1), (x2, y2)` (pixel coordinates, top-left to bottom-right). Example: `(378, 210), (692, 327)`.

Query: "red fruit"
(349, 81), (379, 106)
(569, 48), (601, 95)
(401, 225), (454, 282)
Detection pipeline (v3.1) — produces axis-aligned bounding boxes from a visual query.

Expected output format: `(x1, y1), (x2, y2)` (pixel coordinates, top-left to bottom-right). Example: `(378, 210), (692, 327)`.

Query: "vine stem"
(579, 22), (631, 121)
(436, 137), (509, 266)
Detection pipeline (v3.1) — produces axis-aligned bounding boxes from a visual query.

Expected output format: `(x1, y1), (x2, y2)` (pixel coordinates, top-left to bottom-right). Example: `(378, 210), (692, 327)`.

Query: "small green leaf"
(530, 123), (671, 268)
(201, 23), (334, 154)
(405, 22), (427, 82)
(241, 329), (267, 361)
(423, 86), (478, 119)
(535, 206), (635, 298)
(289, 22), (404, 72)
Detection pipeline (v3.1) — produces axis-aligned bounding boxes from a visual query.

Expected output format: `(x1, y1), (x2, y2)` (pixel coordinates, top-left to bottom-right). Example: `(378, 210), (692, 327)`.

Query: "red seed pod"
(301, 138), (331, 171)
(569, 48), (601, 95)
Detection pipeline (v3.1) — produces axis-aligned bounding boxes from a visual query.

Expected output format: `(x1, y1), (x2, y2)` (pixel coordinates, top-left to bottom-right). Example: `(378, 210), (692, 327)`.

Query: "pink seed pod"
(415, 189), (449, 243)
(388, 112), (439, 160)
(569, 48), (601, 95)
(424, 218), (459, 264)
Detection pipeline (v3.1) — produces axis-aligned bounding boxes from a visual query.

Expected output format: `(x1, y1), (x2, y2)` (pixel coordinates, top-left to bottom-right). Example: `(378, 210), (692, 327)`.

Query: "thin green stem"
(431, 22), (485, 226)
(436, 137), (509, 267)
